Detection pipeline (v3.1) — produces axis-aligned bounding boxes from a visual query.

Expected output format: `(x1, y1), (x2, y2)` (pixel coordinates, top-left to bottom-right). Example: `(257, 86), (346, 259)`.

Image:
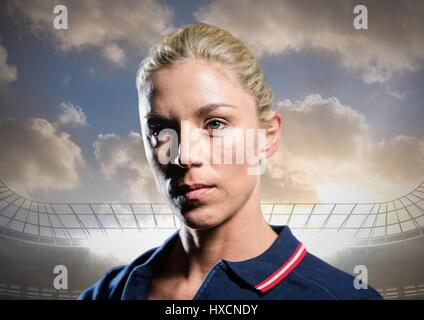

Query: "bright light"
(317, 183), (368, 203)
(293, 230), (352, 259)
(316, 178), (418, 203)
(83, 229), (175, 263)
(83, 228), (353, 263)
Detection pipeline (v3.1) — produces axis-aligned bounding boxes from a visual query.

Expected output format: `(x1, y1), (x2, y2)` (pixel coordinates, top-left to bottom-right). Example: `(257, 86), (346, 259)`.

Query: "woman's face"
(140, 58), (264, 230)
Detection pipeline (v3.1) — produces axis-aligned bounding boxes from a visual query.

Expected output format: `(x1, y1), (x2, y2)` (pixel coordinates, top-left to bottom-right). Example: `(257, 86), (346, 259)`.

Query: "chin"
(178, 206), (224, 230)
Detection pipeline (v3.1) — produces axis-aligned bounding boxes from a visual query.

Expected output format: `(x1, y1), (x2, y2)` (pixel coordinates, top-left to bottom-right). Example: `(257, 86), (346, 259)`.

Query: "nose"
(173, 124), (205, 168)
(175, 145), (192, 168)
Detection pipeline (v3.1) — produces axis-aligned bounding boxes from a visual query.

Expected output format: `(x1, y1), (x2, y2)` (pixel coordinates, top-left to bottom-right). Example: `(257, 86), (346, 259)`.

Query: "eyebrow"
(144, 103), (237, 121)
(194, 103), (237, 118)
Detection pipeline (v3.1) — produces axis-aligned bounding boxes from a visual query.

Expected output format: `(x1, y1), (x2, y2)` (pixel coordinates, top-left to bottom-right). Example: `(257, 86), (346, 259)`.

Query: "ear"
(263, 111), (283, 159)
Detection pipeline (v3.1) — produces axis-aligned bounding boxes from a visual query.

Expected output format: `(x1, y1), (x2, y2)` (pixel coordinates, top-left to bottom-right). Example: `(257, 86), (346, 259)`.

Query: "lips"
(174, 183), (216, 200)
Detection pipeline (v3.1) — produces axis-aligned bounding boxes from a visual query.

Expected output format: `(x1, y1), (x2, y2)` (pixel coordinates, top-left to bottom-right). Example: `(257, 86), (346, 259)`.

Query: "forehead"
(145, 59), (253, 116)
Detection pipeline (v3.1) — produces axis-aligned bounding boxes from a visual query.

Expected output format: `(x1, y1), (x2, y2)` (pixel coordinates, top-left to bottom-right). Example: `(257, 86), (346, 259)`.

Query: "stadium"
(1, 178), (423, 300)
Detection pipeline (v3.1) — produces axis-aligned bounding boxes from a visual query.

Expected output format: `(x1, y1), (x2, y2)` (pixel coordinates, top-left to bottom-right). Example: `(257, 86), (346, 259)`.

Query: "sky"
(0, 0), (423, 204)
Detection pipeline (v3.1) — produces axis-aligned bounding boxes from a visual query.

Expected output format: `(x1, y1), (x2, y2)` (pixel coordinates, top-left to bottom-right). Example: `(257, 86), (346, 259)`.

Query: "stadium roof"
(0, 179), (423, 247)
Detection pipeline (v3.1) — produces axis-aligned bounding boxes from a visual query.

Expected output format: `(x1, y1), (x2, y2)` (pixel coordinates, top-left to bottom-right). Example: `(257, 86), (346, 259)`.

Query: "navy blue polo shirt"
(78, 225), (382, 300)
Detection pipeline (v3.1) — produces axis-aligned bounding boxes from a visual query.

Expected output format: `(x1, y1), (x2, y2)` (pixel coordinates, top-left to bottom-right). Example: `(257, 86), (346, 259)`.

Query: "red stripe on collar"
(254, 243), (307, 293)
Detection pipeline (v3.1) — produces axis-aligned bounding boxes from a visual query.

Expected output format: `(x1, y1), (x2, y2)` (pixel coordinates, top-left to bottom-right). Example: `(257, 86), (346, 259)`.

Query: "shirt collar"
(132, 229), (180, 277)
(122, 230), (180, 299)
(223, 225), (307, 294)
(125, 225), (307, 297)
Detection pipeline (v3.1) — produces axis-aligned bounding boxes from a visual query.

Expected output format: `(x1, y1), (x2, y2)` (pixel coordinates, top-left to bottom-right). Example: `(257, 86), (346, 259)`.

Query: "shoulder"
(291, 252), (383, 300)
(77, 246), (158, 300)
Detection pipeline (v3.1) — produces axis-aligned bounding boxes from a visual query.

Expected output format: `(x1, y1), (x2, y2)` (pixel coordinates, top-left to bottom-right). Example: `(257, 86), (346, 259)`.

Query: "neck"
(175, 182), (278, 280)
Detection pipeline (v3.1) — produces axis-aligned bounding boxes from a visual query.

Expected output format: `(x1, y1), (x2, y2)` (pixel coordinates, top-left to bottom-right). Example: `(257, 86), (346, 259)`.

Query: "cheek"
(210, 127), (260, 166)
(212, 139), (256, 191)
(146, 137), (174, 174)
(211, 128), (260, 194)
(212, 163), (257, 207)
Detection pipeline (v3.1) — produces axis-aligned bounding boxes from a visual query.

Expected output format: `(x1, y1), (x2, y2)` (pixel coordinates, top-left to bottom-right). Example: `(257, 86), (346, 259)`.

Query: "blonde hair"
(136, 23), (274, 122)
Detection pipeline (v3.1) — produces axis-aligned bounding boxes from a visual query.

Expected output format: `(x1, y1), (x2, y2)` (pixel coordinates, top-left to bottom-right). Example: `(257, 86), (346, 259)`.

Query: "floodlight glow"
(83, 229), (174, 262)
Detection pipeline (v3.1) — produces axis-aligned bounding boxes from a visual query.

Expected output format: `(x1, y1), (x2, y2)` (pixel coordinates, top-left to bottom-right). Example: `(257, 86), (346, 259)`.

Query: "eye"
(206, 119), (226, 131)
(147, 121), (165, 137)
(148, 127), (173, 148)
(152, 127), (162, 137)
(149, 127), (161, 137)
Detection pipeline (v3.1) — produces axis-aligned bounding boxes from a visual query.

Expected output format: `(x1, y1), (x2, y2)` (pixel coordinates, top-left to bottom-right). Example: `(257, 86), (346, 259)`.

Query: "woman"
(79, 23), (382, 300)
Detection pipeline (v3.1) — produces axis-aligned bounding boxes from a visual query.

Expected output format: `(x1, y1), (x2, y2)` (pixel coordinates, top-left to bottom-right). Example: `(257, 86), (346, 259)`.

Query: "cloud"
(56, 101), (88, 128)
(277, 94), (368, 161)
(7, 0), (174, 65)
(0, 118), (86, 195)
(101, 42), (126, 66)
(195, 0), (424, 83)
(261, 94), (424, 202)
(385, 86), (411, 100)
(0, 42), (17, 87)
(367, 135), (424, 184)
(93, 131), (162, 202)
(60, 73), (72, 87)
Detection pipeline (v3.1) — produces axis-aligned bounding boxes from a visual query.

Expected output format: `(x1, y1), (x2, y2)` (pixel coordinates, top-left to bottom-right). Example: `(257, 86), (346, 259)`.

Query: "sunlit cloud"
(56, 101), (88, 128)
(196, 0), (424, 83)
(262, 94), (424, 203)
(0, 118), (87, 196)
(101, 42), (126, 67)
(7, 0), (175, 65)
(0, 41), (17, 88)
(93, 131), (162, 202)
